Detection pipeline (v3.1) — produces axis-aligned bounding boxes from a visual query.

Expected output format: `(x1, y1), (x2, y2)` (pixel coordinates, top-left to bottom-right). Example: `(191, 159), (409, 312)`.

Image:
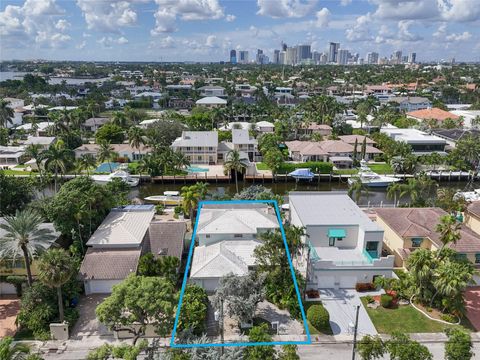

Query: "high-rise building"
(312, 51), (321, 64)
(273, 49), (280, 64)
(337, 49), (349, 65)
(319, 53), (328, 65)
(297, 44), (312, 62)
(256, 49), (263, 64)
(408, 52), (416, 63)
(279, 51), (286, 65)
(366, 52), (379, 64)
(394, 50), (402, 64)
(328, 42), (340, 63)
(285, 47), (297, 65)
(230, 49), (237, 64)
(281, 42), (287, 52)
(238, 51), (249, 64)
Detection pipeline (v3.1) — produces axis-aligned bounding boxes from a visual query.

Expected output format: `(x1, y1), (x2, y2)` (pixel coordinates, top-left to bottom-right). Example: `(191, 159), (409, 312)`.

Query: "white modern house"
(189, 204), (279, 292)
(289, 192), (394, 289)
(380, 128), (447, 155)
(198, 85), (225, 98)
(255, 121), (275, 133)
(0, 145), (26, 168)
(171, 131), (218, 164)
(232, 129), (260, 162)
(195, 96), (227, 108)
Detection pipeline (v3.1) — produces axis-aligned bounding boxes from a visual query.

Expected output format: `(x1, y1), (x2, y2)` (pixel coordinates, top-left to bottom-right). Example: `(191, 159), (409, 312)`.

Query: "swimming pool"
(187, 166), (209, 173)
(94, 162), (121, 173)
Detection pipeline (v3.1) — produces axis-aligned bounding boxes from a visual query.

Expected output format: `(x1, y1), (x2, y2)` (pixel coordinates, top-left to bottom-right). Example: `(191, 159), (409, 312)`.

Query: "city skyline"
(1, 0), (480, 62)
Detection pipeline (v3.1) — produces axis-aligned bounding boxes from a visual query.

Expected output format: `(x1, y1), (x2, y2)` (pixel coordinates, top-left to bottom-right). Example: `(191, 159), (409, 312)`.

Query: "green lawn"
(255, 162), (270, 171)
(360, 297), (470, 334)
(334, 169), (358, 175)
(0, 169), (33, 175)
(369, 163), (393, 174)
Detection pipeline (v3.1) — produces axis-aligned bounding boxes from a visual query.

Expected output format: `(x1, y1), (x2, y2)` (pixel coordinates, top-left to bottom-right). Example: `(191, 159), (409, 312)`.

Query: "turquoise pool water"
(187, 166), (209, 173)
(94, 162), (120, 173)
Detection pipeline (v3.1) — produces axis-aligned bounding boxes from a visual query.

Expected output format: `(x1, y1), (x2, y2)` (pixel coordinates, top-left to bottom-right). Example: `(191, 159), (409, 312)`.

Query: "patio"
(0, 297), (20, 338)
(465, 286), (480, 331)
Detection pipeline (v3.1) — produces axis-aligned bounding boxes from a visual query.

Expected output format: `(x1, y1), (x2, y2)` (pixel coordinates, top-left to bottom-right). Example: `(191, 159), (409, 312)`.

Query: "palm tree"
(37, 249), (76, 323)
(77, 154), (96, 175)
(97, 141), (117, 173)
(41, 140), (72, 193)
(436, 215), (461, 254)
(406, 248), (435, 303)
(181, 187), (199, 225)
(138, 154), (160, 178)
(24, 143), (43, 172)
(128, 127), (144, 160)
(172, 150), (190, 171)
(223, 149), (248, 193)
(111, 111), (128, 128)
(431, 260), (473, 308)
(348, 178), (368, 204)
(0, 209), (57, 286)
(386, 182), (402, 207)
(0, 99), (14, 128)
(0, 337), (32, 360)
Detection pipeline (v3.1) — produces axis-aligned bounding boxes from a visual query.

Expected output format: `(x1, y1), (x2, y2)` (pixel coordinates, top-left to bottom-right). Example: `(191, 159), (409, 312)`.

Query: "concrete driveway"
(0, 297), (20, 338)
(70, 294), (112, 340)
(319, 289), (377, 336)
(465, 286), (480, 331)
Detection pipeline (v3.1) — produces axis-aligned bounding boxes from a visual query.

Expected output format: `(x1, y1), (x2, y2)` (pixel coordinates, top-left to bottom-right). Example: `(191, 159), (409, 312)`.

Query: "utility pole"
(352, 304), (360, 360)
(220, 298), (224, 356)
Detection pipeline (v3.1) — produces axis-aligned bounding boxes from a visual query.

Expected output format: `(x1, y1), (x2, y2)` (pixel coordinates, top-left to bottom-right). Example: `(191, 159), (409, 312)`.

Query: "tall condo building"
(230, 49), (237, 64)
(273, 49), (280, 64)
(366, 52), (379, 64)
(408, 52), (416, 63)
(238, 50), (249, 64)
(394, 50), (402, 64)
(328, 42), (340, 63)
(285, 47), (297, 65)
(297, 44), (312, 63)
(337, 49), (350, 65)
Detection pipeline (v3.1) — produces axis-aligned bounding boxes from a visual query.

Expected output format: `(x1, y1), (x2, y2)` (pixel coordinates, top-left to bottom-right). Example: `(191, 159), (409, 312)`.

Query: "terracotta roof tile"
(407, 108), (459, 121)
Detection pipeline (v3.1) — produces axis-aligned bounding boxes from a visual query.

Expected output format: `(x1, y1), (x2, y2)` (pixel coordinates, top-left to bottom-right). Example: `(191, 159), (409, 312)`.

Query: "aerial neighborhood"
(1, 21), (480, 360)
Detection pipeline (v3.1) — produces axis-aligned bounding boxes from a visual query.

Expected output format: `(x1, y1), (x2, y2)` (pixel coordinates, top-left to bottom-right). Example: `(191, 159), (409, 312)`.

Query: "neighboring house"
(15, 121), (52, 137)
(74, 143), (151, 161)
(171, 131), (218, 165)
(147, 221), (186, 260)
(255, 121), (275, 133)
(195, 96), (227, 108)
(22, 136), (56, 150)
(388, 96), (432, 112)
(338, 135), (376, 147)
(0, 219), (60, 296)
(0, 146), (26, 168)
(3, 97), (24, 128)
(189, 204), (279, 291)
(431, 129), (480, 148)
(79, 205), (155, 294)
(465, 202), (480, 236)
(275, 87), (293, 96)
(375, 208), (480, 277)
(134, 92), (163, 102)
(198, 85), (225, 97)
(451, 110), (480, 129)
(82, 117), (110, 132)
(406, 107), (460, 123)
(165, 84), (193, 97)
(235, 84), (257, 95)
(231, 129), (260, 162)
(289, 193), (394, 289)
(380, 128), (447, 155)
(300, 124), (333, 137)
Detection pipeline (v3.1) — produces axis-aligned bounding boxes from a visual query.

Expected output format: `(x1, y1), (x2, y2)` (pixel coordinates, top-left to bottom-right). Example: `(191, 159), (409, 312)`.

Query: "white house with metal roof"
(189, 204), (279, 291)
(171, 131), (218, 164)
(289, 192), (394, 289)
(195, 96), (227, 108)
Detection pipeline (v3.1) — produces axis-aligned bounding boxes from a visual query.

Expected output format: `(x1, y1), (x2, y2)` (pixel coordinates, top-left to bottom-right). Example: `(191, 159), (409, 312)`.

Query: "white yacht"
(91, 170), (140, 187)
(455, 189), (480, 202)
(348, 161), (401, 188)
(144, 191), (183, 206)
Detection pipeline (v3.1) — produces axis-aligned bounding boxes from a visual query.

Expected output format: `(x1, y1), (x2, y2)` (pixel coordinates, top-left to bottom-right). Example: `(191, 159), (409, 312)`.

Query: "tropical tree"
(137, 154), (161, 178)
(77, 154), (96, 175)
(97, 141), (117, 173)
(436, 187), (467, 213)
(37, 248), (76, 323)
(127, 127), (144, 159)
(223, 149), (248, 193)
(111, 111), (128, 128)
(431, 259), (474, 308)
(24, 144), (43, 172)
(444, 328), (473, 360)
(406, 249), (435, 303)
(0, 209), (57, 286)
(436, 215), (461, 253)
(181, 182), (209, 224)
(386, 182), (402, 206)
(172, 150), (190, 171)
(0, 337), (33, 360)
(41, 140), (73, 193)
(0, 99), (14, 128)
(348, 177), (368, 204)
(386, 332), (433, 360)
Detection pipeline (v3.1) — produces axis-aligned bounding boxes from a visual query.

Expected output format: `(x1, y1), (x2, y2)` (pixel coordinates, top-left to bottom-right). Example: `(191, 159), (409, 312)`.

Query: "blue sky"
(1, 0), (479, 62)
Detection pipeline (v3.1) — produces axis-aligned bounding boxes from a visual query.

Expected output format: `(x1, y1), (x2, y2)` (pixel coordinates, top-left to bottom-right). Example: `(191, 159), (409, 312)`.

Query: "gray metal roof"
(289, 192), (382, 231)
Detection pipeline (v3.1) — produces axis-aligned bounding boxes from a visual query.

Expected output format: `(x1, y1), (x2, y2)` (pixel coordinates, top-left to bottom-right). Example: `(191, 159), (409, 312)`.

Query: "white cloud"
(225, 14), (236, 22)
(340, 0), (352, 5)
(315, 8), (330, 28)
(76, 40), (86, 49)
(76, 0), (139, 33)
(97, 36), (129, 48)
(372, 0), (440, 20)
(0, 0), (71, 48)
(445, 31), (472, 41)
(205, 34), (218, 48)
(434, 23), (473, 42)
(345, 13), (373, 42)
(117, 36), (129, 44)
(151, 0), (226, 35)
(397, 20), (423, 41)
(256, 0), (317, 19)
(438, 0), (480, 22)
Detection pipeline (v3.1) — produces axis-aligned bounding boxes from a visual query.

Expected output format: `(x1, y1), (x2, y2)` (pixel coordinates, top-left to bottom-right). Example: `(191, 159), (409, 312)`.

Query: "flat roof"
(289, 192), (382, 231)
(381, 128), (446, 144)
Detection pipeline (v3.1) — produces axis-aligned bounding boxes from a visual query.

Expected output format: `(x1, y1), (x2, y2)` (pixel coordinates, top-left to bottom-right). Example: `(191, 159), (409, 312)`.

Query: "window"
(475, 254), (480, 264)
(411, 238), (423, 248)
(206, 234), (210, 238)
(234, 234), (243, 238)
(457, 253), (468, 261)
(328, 237), (335, 246)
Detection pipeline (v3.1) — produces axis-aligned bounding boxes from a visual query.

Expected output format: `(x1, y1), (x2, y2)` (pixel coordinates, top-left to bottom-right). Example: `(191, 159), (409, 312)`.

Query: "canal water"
(129, 180), (476, 207)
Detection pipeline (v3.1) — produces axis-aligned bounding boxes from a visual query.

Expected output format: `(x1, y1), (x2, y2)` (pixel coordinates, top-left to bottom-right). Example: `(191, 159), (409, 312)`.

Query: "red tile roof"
(407, 107), (460, 121)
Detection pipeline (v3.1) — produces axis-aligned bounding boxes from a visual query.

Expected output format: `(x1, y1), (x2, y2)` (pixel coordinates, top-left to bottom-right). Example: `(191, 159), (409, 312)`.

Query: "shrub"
(380, 294), (393, 308)
(306, 289), (320, 299)
(364, 295), (375, 304)
(356, 283), (375, 292)
(307, 304), (330, 332)
(155, 204), (165, 215)
(441, 314), (457, 323)
(5, 275), (26, 297)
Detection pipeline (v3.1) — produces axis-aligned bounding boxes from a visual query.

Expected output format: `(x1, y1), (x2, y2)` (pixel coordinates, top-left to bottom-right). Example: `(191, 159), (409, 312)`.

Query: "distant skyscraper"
(319, 53), (328, 65)
(285, 47), (297, 65)
(366, 52), (379, 64)
(337, 49), (349, 65)
(328, 42), (340, 63)
(408, 52), (416, 63)
(312, 51), (321, 64)
(273, 49), (280, 64)
(394, 50), (402, 64)
(256, 49), (263, 64)
(281, 42), (287, 52)
(279, 51), (286, 65)
(297, 45), (312, 62)
(230, 49), (237, 64)
(238, 50), (249, 64)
